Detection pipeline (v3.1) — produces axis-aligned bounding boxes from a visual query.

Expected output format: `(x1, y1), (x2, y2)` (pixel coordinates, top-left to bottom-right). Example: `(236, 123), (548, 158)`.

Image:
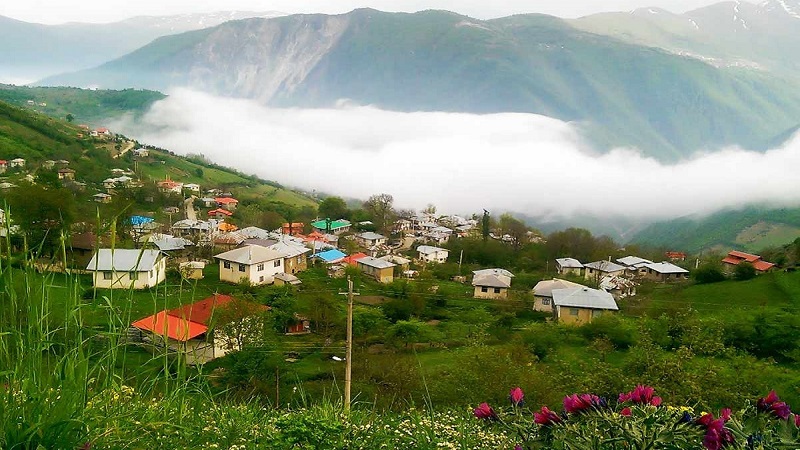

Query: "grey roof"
(148, 234), (193, 251)
(242, 238), (278, 248)
(358, 232), (386, 241)
(379, 254), (411, 265)
(357, 256), (396, 269)
(214, 245), (287, 265)
(472, 274), (511, 288)
(473, 268), (515, 278)
(552, 287), (619, 311)
(239, 226), (271, 240)
(274, 272), (302, 285)
(644, 262), (689, 274)
(584, 261), (626, 273)
(172, 219), (211, 231)
(533, 278), (586, 298)
(616, 256), (654, 268)
(86, 249), (163, 272)
(556, 258), (584, 269)
(417, 245), (447, 255)
(268, 241), (311, 258)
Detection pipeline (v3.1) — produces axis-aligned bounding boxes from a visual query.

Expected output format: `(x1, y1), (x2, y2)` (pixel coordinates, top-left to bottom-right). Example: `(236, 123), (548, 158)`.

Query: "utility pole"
(338, 276), (359, 413)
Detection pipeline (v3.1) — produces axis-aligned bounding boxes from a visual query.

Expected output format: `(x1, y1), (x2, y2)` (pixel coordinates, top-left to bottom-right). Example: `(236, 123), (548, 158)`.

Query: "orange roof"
(721, 256), (742, 265)
(218, 223), (238, 232)
(752, 261), (776, 272)
(215, 197), (238, 204)
(132, 311), (207, 342)
(727, 251), (761, 263)
(167, 294), (234, 325)
(208, 208), (233, 216)
(343, 253), (368, 266)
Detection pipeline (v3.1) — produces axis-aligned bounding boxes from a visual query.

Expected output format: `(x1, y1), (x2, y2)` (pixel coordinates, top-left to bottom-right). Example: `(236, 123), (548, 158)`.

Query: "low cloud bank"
(114, 88), (800, 220)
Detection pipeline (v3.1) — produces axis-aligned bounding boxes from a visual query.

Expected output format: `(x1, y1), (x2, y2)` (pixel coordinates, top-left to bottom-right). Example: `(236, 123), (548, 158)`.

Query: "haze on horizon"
(2, 0), (739, 24)
(114, 89), (800, 222)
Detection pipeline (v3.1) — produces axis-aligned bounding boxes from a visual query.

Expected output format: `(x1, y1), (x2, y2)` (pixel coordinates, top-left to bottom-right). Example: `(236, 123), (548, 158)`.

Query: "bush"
(693, 264), (726, 284)
(580, 315), (637, 350)
(734, 262), (757, 281)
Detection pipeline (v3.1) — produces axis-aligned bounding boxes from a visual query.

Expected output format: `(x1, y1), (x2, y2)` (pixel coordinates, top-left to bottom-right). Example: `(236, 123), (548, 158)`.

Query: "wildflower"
(514, 446), (523, 450)
(695, 410), (734, 450)
(756, 391), (791, 420)
(620, 407), (632, 417)
(533, 406), (562, 426)
(618, 385), (662, 407)
(795, 413), (800, 428)
(473, 403), (497, 420)
(563, 394), (605, 414)
(509, 387), (524, 407)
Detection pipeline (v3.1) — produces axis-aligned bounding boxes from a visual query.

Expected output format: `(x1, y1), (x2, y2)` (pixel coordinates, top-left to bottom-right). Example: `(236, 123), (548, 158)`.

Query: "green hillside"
(39, 9), (800, 160)
(0, 84), (166, 127)
(631, 206), (800, 253)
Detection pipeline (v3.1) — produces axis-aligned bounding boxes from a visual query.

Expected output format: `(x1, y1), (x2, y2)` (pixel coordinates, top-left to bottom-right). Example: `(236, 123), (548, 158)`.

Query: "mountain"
(0, 11), (284, 84)
(572, 1), (800, 79)
(38, 8), (800, 161)
(631, 206), (800, 253)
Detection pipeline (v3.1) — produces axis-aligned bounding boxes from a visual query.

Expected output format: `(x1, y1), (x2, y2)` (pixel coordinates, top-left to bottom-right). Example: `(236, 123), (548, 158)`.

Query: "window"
(494, 288), (501, 294)
(274, 260), (281, 267)
(569, 308), (579, 316)
(103, 272), (112, 280)
(259, 276), (264, 282)
(592, 310), (603, 318)
(257, 263), (265, 271)
(542, 298), (551, 306)
(238, 264), (246, 272)
(223, 261), (231, 269)
(481, 287), (488, 293)
(129, 271), (138, 280)
(296, 256), (302, 264)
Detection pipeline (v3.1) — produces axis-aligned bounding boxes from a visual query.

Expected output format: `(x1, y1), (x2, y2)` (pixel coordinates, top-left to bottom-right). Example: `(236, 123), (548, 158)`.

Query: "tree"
(734, 262), (757, 281)
(482, 209), (491, 242)
(422, 204), (437, 215)
(65, 113), (74, 123)
(7, 185), (76, 256)
(499, 213), (529, 250)
(318, 196), (348, 220)
(363, 193), (396, 233)
(214, 299), (273, 352)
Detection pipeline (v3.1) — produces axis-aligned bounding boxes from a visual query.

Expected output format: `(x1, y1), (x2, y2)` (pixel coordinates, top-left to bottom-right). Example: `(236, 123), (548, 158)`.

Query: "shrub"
(693, 264), (727, 284)
(580, 315), (637, 350)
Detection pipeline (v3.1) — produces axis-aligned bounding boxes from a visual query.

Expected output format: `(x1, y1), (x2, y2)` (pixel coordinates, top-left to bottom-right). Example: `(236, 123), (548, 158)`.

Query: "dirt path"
(113, 141), (135, 159)
(184, 196), (197, 221)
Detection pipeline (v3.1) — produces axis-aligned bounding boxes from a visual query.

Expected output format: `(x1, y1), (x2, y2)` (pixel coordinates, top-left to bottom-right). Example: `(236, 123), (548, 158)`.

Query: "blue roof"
(130, 215), (155, 225)
(313, 249), (346, 263)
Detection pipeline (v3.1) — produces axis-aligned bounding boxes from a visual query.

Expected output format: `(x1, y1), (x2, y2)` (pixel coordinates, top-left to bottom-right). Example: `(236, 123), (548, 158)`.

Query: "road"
(184, 196), (198, 221)
(113, 141), (135, 159)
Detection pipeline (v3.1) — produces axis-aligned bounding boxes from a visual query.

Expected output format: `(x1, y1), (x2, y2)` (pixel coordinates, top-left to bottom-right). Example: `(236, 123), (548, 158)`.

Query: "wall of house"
(643, 271), (688, 282)
(91, 259), (166, 289)
(473, 286), (508, 299)
(218, 258), (284, 285)
(420, 251), (448, 263)
(284, 255), (307, 274)
(557, 267), (583, 276)
(533, 295), (554, 312)
(584, 268), (624, 281)
(358, 263), (394, 283)
(556, 306), (609, 325)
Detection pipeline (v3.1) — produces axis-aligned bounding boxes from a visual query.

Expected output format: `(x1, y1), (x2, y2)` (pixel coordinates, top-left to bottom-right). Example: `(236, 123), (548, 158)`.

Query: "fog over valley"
(114, 89), (800, 221)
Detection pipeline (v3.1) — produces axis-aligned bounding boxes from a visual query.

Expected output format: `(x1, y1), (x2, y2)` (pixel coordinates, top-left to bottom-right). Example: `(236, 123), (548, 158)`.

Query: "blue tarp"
(313, 249), (346, 263)
(130, 215), (155, 226)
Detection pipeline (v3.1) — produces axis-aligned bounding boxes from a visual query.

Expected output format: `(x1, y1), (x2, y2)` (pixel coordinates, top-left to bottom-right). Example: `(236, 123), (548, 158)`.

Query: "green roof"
(311, 219), (351, 231)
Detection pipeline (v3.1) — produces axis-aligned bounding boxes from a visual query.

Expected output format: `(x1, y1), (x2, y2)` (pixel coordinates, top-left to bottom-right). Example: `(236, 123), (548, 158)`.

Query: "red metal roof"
(215, 197), (239, 204)
(208, 208), (233, 216)
(752, 261), (776, 272)
(132, 311), (208, 342)
(343, 253), (368, 266)
(721, 256), (741, 265)
(727, 251), (761, 262)
(167, 294), (234, 325)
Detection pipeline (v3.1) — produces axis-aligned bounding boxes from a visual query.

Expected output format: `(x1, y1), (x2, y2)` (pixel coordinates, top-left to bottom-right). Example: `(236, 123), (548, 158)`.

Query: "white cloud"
(114, 88), (800, 220)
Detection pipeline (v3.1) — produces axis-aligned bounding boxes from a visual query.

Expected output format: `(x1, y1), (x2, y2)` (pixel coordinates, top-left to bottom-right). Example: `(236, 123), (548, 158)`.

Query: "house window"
(569, 308), (579, 316)
(238, 264), (246, 272)
(223, 261), (231, 269)
(481, 287), (488, 293)
(542, 298), (551, 306)
(103, 272), (113, 280)
(259, 276), (264, 282)
(257, 263), (265, 271)
(274, 260), (281, 267)
(296, 256), (302, 264)
(129, 271), (138, 280)
(494, 288), (501, 294)
(592, 310), (603, 318)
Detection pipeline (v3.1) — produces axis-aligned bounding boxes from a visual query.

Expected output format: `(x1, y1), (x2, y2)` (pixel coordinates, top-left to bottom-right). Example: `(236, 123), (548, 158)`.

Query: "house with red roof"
(131, 294), (269, 364)
(158, 179), (183, 194)
(721, 251), (776, 274)
(208, 208), (233, 220)
(215, 197), (239, 211)
(343, 252), (368, 266)
(0, 160), (6, 174)
(282, 222), (304, 235)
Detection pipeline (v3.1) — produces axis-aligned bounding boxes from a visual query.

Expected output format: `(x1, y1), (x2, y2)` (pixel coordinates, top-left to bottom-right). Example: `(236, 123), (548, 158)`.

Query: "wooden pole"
(345, 276), (354, 413)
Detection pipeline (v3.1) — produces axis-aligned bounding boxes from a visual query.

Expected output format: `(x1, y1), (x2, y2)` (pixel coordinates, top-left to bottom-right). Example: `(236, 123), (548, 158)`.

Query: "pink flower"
(533, 406), (562, 426)
(620, 407), (632, 416)
(563, 393), (605, 414)
(618, 385), (662, 407)
(509, 387), (525, 407)
(473, 402), (497, 420)
(757, 391), (792, 420)
(795, 413), (800, 428)
(695, 410), (734, 450)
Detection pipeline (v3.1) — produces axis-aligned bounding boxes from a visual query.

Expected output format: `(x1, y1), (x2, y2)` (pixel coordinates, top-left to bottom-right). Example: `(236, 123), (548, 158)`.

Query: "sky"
(1, 0), (734, 24)
(112, 89), (800, 221)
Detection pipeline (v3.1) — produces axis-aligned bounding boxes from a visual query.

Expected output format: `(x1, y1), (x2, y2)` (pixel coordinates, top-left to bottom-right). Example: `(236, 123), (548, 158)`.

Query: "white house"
(356, 232), (386, 248)
(417, 245), (449, 263)
(472, 268), (514, 299)
(184, 183), (201, 193)
(214, 245), (287, 285)
(86, 249), (167, 289)
(532, 278), (586, 312)
(583, 260), (626, 281)
(555, 258), (584, 276)
(132, 148), (149, 157)
(9, 158), (25, 168)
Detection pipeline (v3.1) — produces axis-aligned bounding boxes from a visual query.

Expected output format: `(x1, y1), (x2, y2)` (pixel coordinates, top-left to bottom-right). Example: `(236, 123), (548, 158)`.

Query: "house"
(213, 231), (246, 250)
(282, 222), (304, 235)
(532, 278), (586, 312)
(93, 193), (112, 203)
(9, 158), (25, 168)
(131, 294), (267, 364)
(356, 232), (386, 248)
(666, 251), (687, 261)
(552, 287), (619, 325)
(311, 219), (351, 235)
(199, 197), (216, 208)
(146, 234), (194, 259)
(343, 252), (368, 266)
(215, 197), (239, 211)
(92, 127), (111, 137)
(357, 256), (397, 283)
(0, 160), (6, 173)
(68, 232), (104, 268)
(472, 268), (514, 299)
(132, 148), (149, 157)
(208, 208), (233, 220)
(599, 275), (637, 299)
(86, 249), (167, 289)
(218, 222), (238, 233)
(239, 226), (272, 240)
(274, 272), (302, 286)
(57, 168), (76, 180)
(583, 261), (626, 282)
(158, 179), (183, 194)
(555, 258), (584, 276)
(43, 160), (56, 169)
(214, 245), (287, 285)
(417, 245), (449, 264)
(642, 262), (690, 282)
(184, 183), (201, 193)
(103, 178), (118, 189)
(172, 219), (212, 237)
(178, 261), (205, 279)
(721, 251), (776, 273)
(313, 249), (347, 264)
(286, 314), (311, 334)
(380, 254), (411, 271)
(616, 256), (654, 274)
(267, 241), (311, 274)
